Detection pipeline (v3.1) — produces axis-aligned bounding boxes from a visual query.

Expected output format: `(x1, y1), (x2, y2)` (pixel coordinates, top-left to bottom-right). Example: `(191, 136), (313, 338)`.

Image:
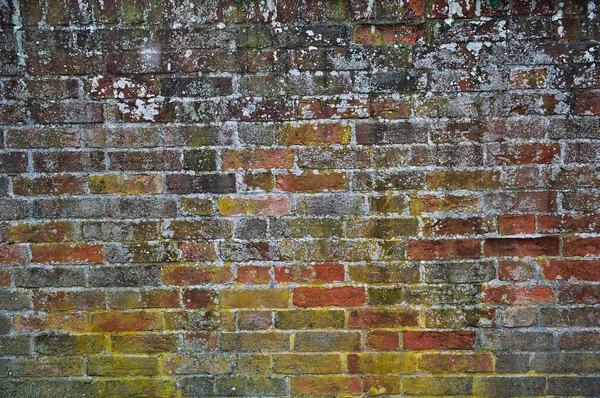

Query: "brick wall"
(1, 0), (600, 396)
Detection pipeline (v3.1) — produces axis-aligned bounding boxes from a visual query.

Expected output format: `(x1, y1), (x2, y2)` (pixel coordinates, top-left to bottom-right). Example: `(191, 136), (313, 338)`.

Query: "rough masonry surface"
(1, 0), (600, 396)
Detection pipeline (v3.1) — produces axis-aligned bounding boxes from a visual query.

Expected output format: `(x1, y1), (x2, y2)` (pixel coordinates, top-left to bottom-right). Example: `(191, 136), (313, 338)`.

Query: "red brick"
(180, 242), (218, 262)
(33, 291), (106, 311)
(275, 263), (345, 283)
(237, 266), (271, 284)
(30, 243), (103, 264)
(348, 309), (419, 328)
(14, 313), (87, 333)
(277, 172), (346, 192)
(162, 265), (233, 285)
(13, 175), (86, 196)
(542, 261), (600, 281)
(183, 289), (215, 309)
(482, 284), (554, 304)
(563, 237), (600, 257)
(403, 331), (476, 350)
(408, 239), (481, 260)
(574, 91), (600, 115)
(484, 237), (559, 257)
(367, 330), (400, 351)
(498, 215), (536, 235)
(488, 143), (560, 165)
(0, 245), (28, 265)
(91, 311), (161, 332)
(293, 287), (366, 307)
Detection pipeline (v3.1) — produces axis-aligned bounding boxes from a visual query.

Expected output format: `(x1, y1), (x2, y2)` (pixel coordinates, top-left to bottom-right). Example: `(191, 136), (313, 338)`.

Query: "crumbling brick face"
(1, 0), (600, 396)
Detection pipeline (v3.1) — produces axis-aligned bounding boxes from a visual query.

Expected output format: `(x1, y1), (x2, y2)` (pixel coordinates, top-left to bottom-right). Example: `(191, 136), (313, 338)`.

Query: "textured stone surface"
(1, 0), (600, 396)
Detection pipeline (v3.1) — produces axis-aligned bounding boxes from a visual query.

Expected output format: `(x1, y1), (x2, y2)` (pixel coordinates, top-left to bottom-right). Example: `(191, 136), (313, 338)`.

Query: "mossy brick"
(294, 331), (361, 351)
(34, 334), (106, 355)
(234, 218), (269, 240)
(346, 217), (418, 238)
(12, 267), (80, 288)
(420, 353), (494, 373)
(273, 354), (342, 374)
(163, 353), (233, 375)
(274, 310), (345, 329)
(347, 353), (418, 374)
(0, 314), (10, 334)
(89, 265), (161, 287)
(163, 218), (233, 240)
(164, 124), (233, 146)
(238, 310), (272, 329)
(425, 306), (496, 329)
(367, 287), (403, 306)
(474, 376), (547, 397)
(8, 357), (83, 377)
(348, 263), (420, 283)
(236, 353), (271, 374)
(109, 289), (180, 309)
(32, 379), (96, 398)
(276, 122), (351, 145)
(0, 335), (31, 355)
(214, 377), (287, 397)
(297, 147), (371, 169)
(219, 289), (290, 308)
(31, 198), (108, 219)
(367, 330), (400, 351)
(92, 378), (177, 398)
(6, 127), (81, 148)
(423, 260), (496, 283)
(222, 148), (295, 170)
(111, 333), (178, 354)
(6, 221), (76, 243)
(373, 170), (426, 190)
(219, 240), (293, 261)
(183, 149), (218, 172)
(402, 376), (473, 396)
(218, 196), (290, 216)
(87, 355), (160, 376)
(221, 332), (290, 351)
(270, 217), (343, 238)
(405, 284), (480, 305)
(0, 290), (32, 310)
(0, 199), (30, 220)
(89, 174), (162, 194)
(166, 173), (237, 194)
(290, 376), (362, 396)
(164, 310), (234, 331)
